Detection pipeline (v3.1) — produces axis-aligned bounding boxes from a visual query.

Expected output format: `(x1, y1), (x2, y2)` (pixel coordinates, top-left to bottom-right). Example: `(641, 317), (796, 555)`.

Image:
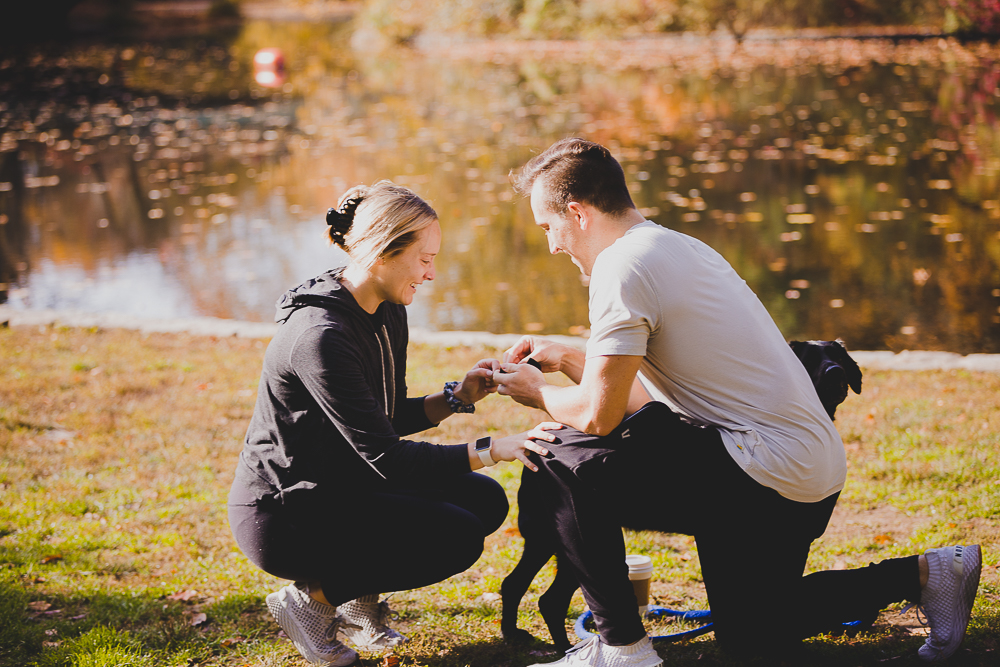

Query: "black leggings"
(527, 402), (921, 658)
(228, 472), (508, 606)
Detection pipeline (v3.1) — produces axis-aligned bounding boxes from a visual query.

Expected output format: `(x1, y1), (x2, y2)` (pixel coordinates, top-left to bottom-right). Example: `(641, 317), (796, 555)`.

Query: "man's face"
(530, 179), (586, 274)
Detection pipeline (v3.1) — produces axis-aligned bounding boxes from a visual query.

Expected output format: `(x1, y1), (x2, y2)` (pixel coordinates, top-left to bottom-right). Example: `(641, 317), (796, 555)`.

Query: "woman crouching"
(228, 181), (552, 665)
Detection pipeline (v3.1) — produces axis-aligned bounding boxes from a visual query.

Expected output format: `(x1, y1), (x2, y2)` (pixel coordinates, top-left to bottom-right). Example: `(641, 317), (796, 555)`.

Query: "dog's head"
(788, 340), (862, 420)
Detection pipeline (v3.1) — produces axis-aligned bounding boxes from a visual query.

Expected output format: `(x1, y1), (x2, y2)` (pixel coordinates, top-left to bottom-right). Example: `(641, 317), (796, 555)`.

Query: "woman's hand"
(491, 422), (565, 472)
(454, 358), (502, 405)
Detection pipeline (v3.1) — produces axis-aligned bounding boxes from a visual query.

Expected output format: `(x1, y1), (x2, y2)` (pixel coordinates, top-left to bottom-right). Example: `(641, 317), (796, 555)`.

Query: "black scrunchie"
(326, 196), (364, 245)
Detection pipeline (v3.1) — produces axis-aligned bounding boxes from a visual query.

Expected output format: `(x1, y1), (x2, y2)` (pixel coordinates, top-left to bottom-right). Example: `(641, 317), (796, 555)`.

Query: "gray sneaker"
(918, 544), (982, 662)
(338, 597), (408, 650)
(265, 583), (358, 666)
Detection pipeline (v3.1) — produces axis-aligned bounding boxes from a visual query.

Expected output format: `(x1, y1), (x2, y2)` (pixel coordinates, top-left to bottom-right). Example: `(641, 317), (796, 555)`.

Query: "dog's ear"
(830, 340), (863, 395)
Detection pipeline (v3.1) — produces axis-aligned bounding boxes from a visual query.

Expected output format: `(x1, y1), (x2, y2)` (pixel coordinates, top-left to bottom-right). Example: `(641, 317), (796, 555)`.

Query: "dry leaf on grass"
(381, 656), (401, 667)
(28, 601), (51, 611)
(220, 637), (244, 647)
(167, 589), (200, 602)
(190, 612), (208, 627)
(40, 554), (63, 564)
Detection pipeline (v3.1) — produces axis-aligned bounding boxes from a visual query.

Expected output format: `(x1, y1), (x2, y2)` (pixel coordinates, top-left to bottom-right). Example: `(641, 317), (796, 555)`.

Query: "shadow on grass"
(397, 611), (1000, 667)
(2, 568), (998, 667)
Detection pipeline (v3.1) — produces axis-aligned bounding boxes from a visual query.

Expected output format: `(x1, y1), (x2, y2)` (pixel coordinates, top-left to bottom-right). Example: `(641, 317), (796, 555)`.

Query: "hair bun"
(326, 194), (364, 246)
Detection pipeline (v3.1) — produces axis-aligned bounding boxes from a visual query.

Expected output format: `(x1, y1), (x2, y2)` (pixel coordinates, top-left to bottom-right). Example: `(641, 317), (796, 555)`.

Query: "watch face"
(475, 436), (492, 451)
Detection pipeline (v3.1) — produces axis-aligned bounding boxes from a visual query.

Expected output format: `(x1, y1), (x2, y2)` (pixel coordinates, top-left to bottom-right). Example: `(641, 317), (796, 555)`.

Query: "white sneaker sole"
(340, 625), (407, 651)
(266, 590), (358, 666)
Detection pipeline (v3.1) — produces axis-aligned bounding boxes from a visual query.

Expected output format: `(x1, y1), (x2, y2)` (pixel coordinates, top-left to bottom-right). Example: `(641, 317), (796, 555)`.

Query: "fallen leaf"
(42, 641), (62, 648)
(381, 656), (401, 667)
(167, 589), (200, 602)
(40, 554), (63, 564)
(28, 601), (51, 611)
(480, 592), (501, 602)
(220, 637), (244, 647)
(69, 613), (88, 620)
(190, 612), (208, 627)
(45, 629), (58, 636)
(874, 534), (893, 545)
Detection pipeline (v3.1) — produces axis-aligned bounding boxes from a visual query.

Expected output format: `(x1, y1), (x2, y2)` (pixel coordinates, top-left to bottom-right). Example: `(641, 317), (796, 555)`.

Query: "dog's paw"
(501, 627), (539, 645)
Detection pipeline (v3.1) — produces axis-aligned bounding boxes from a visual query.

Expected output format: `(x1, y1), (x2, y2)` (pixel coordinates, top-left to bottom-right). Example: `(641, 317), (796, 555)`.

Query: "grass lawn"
(0, 325), (997, 666)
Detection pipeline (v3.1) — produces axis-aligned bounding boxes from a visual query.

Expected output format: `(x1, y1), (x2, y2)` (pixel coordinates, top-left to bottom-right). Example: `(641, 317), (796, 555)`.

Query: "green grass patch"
(0, 326), (997, 665)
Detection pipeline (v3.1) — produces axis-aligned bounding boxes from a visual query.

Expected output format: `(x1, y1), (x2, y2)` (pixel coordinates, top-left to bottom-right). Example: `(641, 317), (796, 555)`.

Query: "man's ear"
(566, 201), (588, 230)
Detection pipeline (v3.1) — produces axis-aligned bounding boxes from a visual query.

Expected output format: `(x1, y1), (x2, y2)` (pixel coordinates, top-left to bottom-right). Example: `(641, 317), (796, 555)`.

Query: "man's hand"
(492, 362), (546, 410)
(503, 335), (585, 382)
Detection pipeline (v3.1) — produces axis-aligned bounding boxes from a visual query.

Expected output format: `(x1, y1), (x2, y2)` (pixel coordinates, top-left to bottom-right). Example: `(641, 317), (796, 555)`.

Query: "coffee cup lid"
(625, 554), (654, 577)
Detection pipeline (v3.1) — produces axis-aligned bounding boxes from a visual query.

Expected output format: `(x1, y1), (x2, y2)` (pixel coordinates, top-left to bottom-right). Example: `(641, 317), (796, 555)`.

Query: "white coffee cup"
(625, 554), (654, 616)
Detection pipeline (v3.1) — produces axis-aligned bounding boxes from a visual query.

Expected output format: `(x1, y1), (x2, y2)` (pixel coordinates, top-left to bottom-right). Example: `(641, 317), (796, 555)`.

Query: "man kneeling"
(494, 138), (981, 665)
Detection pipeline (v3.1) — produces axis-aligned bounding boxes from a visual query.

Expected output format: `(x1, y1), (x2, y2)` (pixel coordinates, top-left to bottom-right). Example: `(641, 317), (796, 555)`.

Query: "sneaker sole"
(920, 545), (982, 662)
(340, 626), (407, 651)
(266, 590), (357, 666)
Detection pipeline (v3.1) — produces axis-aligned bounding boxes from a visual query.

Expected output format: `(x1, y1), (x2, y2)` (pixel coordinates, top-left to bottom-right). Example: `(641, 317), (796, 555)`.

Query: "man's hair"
(513, 138), (635, 216)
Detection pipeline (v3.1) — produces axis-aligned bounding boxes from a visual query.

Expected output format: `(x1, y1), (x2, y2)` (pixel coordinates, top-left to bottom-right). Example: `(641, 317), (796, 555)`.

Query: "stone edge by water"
(2, 305), (999, 372)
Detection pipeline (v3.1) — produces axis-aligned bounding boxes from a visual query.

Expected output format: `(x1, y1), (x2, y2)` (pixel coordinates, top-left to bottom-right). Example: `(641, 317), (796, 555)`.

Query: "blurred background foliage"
(354, 0), (1000, 43)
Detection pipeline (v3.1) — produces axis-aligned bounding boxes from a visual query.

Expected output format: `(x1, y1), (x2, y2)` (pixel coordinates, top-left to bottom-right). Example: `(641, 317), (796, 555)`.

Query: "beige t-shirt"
(586, 221), (846, 503)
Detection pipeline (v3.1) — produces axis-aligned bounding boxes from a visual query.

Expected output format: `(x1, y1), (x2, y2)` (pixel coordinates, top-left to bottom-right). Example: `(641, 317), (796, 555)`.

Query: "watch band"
(475, 436), (496, 467)
(443, 381), (475, 414)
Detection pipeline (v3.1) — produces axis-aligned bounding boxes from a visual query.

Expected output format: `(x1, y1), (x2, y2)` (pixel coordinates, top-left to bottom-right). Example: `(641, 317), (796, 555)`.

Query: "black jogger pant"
(526, 401), (921, 658)
(228, 472), (508, 606)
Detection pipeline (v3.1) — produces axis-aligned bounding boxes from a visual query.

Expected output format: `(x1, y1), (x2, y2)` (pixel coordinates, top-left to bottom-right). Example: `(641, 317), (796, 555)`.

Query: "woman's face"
(373, 219), (441, 306)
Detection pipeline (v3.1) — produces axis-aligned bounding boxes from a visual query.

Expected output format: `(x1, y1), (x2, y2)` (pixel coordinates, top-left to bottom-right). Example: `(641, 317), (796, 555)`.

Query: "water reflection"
(1, 26), (999, 353)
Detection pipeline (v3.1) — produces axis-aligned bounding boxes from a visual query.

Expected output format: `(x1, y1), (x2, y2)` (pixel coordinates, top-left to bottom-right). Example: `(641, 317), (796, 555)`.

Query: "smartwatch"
(475, 436), (496, 467)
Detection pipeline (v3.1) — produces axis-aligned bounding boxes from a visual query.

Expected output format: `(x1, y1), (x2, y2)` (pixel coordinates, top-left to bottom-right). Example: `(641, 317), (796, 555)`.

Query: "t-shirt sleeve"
(585, 248), (658, 358)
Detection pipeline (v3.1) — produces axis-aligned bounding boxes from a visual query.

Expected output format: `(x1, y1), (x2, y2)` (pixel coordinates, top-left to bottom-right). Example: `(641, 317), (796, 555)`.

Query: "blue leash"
(574, 605), (714, 643)
(574, 607), (865, 643)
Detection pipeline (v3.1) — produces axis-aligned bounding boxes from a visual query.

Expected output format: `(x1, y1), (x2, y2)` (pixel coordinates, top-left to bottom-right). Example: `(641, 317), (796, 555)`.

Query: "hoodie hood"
(274, 266), (356, 324)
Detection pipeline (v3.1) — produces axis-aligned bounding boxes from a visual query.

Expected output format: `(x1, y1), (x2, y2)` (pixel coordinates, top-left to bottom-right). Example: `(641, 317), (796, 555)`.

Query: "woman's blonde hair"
(326, 181), (438, 269)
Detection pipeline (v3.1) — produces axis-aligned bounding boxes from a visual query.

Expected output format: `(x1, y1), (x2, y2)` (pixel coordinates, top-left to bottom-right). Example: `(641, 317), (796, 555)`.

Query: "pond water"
(2, 23), (999, 353)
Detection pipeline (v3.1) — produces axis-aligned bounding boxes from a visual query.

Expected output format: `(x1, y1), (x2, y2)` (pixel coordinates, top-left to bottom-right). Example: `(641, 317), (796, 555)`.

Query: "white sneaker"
(528, 635), (662, 667)
(918, 544), (982, 662)
(265, 583), (358, 666)
(338, 597), (408, 650)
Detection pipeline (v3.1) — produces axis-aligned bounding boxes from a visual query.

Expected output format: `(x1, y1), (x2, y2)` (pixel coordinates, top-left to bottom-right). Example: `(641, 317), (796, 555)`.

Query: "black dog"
(788, 339), (863, 420)
(500, 340), (863, 650)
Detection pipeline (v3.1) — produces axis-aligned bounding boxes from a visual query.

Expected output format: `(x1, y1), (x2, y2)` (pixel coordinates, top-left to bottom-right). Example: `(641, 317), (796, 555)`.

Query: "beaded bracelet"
(443, 381), (475, 414)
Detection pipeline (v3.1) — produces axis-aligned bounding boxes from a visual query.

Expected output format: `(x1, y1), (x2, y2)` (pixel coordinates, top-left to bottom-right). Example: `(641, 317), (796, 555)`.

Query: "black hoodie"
(233, 268), (471, 504)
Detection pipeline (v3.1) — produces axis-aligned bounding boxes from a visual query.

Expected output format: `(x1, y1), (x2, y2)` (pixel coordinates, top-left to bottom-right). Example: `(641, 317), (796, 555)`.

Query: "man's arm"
(496, 354), (644, 436)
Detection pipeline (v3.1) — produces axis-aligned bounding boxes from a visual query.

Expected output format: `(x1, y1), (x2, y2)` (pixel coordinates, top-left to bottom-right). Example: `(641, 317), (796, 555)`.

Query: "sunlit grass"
(0, 325), (997, 666)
